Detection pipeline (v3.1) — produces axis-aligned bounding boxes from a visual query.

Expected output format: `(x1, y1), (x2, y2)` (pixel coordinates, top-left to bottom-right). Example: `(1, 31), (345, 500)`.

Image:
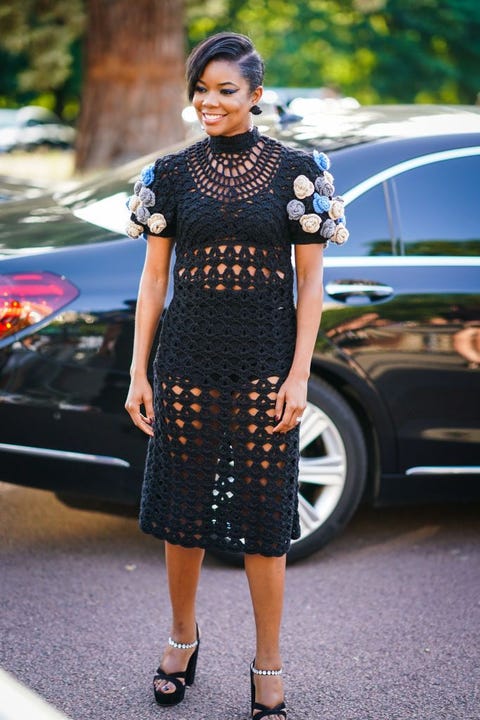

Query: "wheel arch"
(309, 357), (395, 502)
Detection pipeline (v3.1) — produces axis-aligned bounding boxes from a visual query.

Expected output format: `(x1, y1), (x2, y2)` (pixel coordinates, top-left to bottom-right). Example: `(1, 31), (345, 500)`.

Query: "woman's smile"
(202, 112), (227, 125)
(193, 58), (262, 137)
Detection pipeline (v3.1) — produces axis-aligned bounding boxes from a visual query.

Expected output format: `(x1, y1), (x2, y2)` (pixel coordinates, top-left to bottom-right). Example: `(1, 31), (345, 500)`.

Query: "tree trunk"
(75, 0), (185, 171)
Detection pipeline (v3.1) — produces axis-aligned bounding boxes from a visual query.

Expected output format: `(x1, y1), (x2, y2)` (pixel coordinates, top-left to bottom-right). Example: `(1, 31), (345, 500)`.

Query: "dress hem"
(139, 523), (299, 558)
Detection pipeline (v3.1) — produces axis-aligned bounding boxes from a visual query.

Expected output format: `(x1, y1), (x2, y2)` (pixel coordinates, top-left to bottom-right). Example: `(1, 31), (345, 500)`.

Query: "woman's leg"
(245, 553), (287, 716)
(156, 542), (205, 694)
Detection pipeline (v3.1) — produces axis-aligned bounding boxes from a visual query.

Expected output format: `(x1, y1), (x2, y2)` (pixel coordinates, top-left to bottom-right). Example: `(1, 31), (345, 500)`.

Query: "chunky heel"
(250, 661), (287, 719)
(184, 639), (199, 686)
(153, 624), (200, 706)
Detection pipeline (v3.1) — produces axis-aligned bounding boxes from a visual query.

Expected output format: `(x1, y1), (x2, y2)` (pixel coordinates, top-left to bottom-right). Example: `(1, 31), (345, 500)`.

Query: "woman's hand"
(125, 375), (155, 437)
(272, 374), (308, 433)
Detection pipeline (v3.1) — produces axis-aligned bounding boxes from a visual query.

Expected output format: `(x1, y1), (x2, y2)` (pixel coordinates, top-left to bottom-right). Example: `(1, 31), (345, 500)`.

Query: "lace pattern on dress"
(129, 127), (344, 555)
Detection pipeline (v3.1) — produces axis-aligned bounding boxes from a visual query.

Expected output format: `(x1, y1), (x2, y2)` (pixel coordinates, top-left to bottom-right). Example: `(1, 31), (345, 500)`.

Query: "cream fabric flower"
(332, 223), (349, 245)
(323, 171), (334, 185)
(147, 213), (167, 234)
(293, 175), (315, 199)
(125, 220), (144, 238)
(128, 195), (142, 212)
(328, 197), (345, 220)
(299, 213), (321, 233)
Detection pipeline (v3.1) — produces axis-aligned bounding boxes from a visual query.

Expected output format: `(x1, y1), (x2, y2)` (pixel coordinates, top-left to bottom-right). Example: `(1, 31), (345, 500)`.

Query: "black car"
(1, 105), (479, 562)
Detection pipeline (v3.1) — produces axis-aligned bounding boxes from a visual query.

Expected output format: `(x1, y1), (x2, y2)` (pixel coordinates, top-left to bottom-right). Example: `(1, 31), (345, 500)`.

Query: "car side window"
(329, 183), (393, 257)
(392, 155), (480, 256)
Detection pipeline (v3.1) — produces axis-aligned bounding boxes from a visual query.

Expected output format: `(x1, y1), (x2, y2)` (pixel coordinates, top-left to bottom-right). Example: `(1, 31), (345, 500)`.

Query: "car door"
(322, 147), (480, 477)
(384, 152), (480, 472)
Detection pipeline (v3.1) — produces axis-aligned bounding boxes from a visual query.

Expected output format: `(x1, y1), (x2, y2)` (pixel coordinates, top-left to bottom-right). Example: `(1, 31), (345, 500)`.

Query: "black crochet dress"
(126, 126), (347, 556)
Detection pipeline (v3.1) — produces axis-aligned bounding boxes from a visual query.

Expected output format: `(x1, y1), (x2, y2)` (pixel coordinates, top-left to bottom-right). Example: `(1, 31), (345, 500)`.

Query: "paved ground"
(1, 482), (479, 720)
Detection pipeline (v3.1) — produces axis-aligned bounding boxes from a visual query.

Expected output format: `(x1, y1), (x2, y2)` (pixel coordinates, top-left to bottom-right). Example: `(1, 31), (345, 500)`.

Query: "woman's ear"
(251, 86), (263, 106)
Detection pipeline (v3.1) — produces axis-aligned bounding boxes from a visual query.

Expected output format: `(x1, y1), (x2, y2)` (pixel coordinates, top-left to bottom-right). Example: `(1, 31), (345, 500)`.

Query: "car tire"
(287, 376), (367, 562)
(209, 376), (367, 565)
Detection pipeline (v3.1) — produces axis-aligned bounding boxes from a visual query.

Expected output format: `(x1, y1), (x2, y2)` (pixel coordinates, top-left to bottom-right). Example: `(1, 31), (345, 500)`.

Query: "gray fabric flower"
(136, 204), (151, 224)
(314, 176), (335, 197)
(139, 186), (156, 207)
(320, 219), (336, 239)
(134, 180), (143, 195)
(287, 199), (305, 220)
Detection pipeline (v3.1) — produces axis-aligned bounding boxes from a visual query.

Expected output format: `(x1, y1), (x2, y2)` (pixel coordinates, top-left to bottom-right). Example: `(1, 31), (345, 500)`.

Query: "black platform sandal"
(153, 625), (200, 706)
(250, 661), (287, 719)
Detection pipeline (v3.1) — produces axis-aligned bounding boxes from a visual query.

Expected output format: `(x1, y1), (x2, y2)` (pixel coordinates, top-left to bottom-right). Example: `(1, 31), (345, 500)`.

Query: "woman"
(125, 32), (347, 720)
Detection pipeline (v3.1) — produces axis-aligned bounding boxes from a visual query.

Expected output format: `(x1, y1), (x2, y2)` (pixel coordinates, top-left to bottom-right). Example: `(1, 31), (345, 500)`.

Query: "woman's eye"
(221, 89), (237, 95)
(194, 86), (206, 93)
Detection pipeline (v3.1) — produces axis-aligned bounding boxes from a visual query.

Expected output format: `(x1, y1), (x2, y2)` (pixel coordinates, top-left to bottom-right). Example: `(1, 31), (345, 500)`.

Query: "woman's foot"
(250, 662), (287, 719)
(153, 626), (200, 705)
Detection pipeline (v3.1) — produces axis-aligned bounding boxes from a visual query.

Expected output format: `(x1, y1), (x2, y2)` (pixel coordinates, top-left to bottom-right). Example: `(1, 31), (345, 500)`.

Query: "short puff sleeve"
(125, 155), (177, 239)
(287, 150), (349, 247)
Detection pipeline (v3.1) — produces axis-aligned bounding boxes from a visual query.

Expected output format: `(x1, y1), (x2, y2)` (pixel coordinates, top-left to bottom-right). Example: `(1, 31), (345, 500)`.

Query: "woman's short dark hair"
(186, 32), (265, 101)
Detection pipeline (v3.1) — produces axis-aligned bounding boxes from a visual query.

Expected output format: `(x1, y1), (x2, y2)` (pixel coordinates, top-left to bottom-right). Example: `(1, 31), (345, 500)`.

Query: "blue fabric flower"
(140, 163), (155, 187)
(313, 150), (330, 171)
(313, 193), (330, 214)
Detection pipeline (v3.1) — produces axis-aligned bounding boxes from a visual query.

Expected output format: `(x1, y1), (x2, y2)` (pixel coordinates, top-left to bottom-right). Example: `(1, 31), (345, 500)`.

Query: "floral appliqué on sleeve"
(125, 161), (167, 238)
(288, 150), (349, 246)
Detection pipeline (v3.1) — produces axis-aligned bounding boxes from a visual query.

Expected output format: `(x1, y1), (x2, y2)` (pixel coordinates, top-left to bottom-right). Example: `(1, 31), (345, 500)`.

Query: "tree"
(1, 0), (479, 170)
(351, 0), (480, 104)
(75, 0), (186, 170)
(0, 0), (84, 116)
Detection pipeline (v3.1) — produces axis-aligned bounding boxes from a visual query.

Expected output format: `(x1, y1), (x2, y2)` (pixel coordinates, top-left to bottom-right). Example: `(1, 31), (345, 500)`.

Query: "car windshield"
(54, 151), (163, 235)
(53, 105), (480, 238)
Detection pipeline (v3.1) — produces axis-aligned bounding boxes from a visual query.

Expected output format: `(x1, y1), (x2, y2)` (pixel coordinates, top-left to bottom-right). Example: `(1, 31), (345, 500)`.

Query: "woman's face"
(192, 59), (262, 137)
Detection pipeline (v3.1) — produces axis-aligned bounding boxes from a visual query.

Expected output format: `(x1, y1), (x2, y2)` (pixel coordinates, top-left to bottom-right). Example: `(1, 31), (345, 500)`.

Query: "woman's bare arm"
(273, 243), (324, 433)
(125, 235), (174, 436)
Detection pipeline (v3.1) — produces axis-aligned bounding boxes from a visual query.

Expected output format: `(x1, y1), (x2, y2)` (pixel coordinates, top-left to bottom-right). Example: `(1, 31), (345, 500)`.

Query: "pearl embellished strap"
(251, 664), (283, 676)
(168, 636), (199, 650)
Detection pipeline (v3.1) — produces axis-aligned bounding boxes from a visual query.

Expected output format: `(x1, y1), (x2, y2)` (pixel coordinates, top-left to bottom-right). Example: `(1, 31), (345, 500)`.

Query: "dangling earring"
(250, 105), (262, 115)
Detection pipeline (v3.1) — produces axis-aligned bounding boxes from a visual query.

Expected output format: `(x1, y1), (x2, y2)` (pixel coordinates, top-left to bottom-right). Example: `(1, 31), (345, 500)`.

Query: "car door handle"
(325, 280), (394, 303)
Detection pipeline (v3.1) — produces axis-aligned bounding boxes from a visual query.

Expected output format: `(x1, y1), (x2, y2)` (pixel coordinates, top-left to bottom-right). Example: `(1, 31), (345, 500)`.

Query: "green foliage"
(187, 0), (480, 104)
(351, 0), (480, 103)
(1, 0), (480, 117)
(0, 0), (85, 116)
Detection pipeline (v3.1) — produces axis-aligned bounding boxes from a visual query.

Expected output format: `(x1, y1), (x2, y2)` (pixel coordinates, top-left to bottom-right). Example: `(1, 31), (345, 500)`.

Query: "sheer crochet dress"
(126, 126), (347, 557)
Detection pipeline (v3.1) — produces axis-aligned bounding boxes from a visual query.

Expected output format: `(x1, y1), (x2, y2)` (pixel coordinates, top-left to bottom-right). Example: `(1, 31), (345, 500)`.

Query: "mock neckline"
(208, 126), (260, 154)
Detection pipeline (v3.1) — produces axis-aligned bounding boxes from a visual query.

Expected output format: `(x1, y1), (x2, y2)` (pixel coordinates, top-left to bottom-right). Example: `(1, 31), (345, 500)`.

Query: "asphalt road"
(1, 482), (479, 720)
